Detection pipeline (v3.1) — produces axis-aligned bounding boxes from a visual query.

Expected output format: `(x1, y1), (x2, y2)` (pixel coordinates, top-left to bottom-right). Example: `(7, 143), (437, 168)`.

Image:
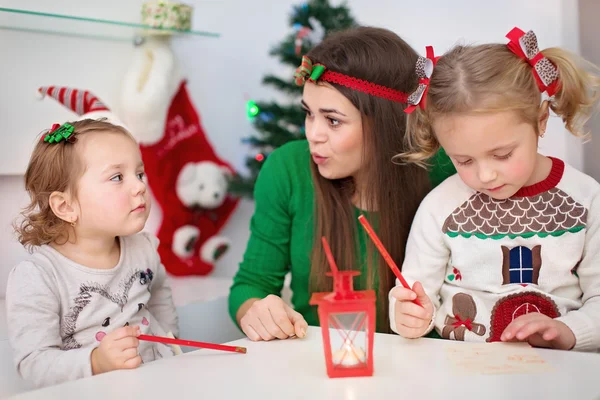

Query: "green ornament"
(246, 100), (260, 119)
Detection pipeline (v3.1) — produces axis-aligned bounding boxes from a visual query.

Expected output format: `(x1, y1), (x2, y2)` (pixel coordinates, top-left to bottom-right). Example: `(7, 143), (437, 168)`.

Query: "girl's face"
(434, 110), (544, 200)
(74, 132), (150, 238)
(302, 82), (364, 180)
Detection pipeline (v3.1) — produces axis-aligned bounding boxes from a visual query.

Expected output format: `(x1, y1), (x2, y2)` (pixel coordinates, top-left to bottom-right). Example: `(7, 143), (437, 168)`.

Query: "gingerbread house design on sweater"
(442, 188), (587, 239)
(442, 188), (587, 286)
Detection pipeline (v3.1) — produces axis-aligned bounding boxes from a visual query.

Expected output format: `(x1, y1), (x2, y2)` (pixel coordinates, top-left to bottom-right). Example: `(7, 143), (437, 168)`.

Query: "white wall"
(579, 0), (600, 181)
(0, 0), (584, 296)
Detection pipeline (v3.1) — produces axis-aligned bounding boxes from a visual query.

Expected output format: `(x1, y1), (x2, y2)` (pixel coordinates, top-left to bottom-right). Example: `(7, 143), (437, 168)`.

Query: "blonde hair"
(397, 43), (600, 167)
(15, 119), (135, 251)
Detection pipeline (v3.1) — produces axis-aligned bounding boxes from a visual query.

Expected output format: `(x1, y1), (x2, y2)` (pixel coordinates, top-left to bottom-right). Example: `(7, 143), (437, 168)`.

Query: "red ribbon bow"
(405, 46), (439, 114)
(452, 315), (473, 331)
(506, 27), (559, 97)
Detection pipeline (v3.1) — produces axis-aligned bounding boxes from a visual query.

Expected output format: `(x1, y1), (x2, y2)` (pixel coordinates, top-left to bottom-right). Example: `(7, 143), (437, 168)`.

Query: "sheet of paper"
(444, 342), (553, 375)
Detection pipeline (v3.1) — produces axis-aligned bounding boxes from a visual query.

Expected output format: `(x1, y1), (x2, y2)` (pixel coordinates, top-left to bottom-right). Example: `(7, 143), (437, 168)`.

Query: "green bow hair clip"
(43, 123), (75, 144)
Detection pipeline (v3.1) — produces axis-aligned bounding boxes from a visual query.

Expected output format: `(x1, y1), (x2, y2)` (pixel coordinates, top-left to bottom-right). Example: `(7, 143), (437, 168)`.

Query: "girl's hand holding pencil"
(390, 282), (435, 338)
(239, 295), (308, 342)
(357, 215), (434, 338)
(91, 326), (142, 375)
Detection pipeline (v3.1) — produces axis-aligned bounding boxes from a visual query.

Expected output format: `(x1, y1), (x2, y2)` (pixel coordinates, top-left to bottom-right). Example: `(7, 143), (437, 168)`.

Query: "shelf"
(0, 7), (220, 42)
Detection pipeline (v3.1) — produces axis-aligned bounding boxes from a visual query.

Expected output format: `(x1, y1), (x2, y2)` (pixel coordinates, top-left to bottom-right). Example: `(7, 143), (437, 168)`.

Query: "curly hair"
(14, 119), (134, 251)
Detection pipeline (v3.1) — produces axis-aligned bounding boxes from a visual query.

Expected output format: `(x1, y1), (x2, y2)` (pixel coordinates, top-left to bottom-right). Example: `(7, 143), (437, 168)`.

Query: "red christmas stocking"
(140, 81), (239, 276)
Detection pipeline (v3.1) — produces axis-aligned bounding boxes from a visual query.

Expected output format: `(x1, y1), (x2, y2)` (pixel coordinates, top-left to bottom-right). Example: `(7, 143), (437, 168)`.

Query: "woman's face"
(302, 82), (364, 180)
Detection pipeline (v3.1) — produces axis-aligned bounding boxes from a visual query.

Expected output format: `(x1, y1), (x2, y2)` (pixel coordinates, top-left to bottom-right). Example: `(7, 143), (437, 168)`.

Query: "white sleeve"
(556, 194), (600, 351)
(6, 262), (94, 388)
(389, 194), (450, 335)
(143, 233), (179, 337)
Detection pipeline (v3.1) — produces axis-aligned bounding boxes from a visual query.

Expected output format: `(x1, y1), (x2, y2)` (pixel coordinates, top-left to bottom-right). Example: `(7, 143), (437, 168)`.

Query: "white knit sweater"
(390, 158), (600, 351)
(6, 232), (179, 388)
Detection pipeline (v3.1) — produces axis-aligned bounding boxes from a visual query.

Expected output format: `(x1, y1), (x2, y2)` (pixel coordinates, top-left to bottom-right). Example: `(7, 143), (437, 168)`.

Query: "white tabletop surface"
(9, 326), (600, 400)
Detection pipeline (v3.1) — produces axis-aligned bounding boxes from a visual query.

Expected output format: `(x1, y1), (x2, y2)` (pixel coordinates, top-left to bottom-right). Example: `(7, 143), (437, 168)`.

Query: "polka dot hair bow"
(506, 27), (560, 100)
(405, 46), (438, 114)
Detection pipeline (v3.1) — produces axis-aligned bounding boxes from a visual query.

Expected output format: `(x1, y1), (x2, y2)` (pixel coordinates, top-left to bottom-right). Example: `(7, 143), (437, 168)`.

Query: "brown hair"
(15, 119), (134, 251)
(398, 43), (600, 166)
(307, 27), (431, 332)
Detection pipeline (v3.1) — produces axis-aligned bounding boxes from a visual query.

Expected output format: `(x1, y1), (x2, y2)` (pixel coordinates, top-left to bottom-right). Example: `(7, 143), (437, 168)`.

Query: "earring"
(70, 219), (76, 227)
(540, 131), (545, 138)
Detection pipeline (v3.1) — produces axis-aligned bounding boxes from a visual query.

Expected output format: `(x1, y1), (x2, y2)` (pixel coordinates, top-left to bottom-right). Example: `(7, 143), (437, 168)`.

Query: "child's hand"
(91, 326), (142, 375)
(390, 281), (434, 339)
(501, 313), (575, 350)
(240, 295), (308, 341)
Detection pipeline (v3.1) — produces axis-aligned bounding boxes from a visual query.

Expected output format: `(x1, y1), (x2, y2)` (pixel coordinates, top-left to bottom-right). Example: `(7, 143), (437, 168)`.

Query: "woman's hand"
(238, 295), (308, 341)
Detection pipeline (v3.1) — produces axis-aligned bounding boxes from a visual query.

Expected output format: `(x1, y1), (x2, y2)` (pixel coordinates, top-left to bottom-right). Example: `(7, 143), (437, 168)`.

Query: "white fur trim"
(200, 236), (230, 264)
(120, 37), (182, 146)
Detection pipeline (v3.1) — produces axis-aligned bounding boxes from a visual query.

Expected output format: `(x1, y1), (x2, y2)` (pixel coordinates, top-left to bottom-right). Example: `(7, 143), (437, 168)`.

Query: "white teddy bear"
(176, 161), (232, 210)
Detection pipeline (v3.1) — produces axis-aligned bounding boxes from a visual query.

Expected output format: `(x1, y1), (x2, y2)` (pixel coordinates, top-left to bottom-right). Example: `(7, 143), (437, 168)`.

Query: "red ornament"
(255, 153), (265, 162)
(310, 238), (376, 378)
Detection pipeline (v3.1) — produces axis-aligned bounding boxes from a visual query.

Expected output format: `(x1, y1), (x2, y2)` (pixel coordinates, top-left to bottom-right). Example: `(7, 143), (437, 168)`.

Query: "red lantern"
(310, 238), (376, 378)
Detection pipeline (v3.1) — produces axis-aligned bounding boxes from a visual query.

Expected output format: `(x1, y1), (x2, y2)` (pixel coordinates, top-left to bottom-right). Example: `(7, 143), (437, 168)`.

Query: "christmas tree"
(228, 0), (357, 198)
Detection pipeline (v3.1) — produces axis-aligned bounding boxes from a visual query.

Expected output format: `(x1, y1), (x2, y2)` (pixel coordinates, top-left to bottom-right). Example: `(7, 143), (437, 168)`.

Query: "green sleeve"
(428, 148), (456, 188)
(228, 150), (292, 325)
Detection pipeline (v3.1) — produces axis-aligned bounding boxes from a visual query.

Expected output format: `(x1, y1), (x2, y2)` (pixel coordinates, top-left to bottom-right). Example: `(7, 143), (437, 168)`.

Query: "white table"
(9, 326), (600, 400)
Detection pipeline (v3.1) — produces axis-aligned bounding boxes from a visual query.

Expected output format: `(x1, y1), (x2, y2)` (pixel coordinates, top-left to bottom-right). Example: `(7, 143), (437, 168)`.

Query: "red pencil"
(357, 215), (423, 307)
(138, 334), (247, 354)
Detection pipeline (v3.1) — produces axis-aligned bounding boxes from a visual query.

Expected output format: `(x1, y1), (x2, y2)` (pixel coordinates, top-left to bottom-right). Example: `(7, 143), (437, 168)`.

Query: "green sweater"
(228, 140), (455, 331)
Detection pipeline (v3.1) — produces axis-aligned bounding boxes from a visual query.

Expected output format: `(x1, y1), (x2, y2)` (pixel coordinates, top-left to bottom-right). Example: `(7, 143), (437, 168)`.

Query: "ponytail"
(544, 47), (600, 137)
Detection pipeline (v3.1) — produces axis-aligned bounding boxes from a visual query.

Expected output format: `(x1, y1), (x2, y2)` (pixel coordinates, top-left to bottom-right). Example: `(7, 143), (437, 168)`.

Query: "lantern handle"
(321, 236), (339, 275)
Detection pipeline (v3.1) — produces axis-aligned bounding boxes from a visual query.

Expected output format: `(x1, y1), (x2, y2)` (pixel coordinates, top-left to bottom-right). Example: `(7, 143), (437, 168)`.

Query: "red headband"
(294, 55), (409, 103)
(294, 50), (437, 113)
